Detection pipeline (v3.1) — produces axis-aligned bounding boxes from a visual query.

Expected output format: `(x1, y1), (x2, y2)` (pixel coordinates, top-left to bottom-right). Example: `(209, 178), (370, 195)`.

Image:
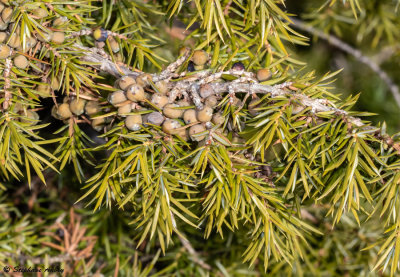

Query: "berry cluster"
(0, 4), (66, 68)
(103, 53), (274, 143)
(51, 96), (103, 130)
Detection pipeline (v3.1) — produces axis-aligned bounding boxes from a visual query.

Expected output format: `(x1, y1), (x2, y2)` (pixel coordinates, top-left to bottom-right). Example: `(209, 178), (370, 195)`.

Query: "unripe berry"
(118, 103), (132, 117)
(37, 83), (52, 97)
(69, 98), (86, 116)
(8, 33), (20, 48)
(232, 62), (245, 71)
(85, 101), (101, 115)
(183, 109), (198, 124)
(155, 80), (168, 94)
(55, 103), (72, 119)
(118, 75), (136, 90)
(256, 68), (271, 82)
(0, 19), (7, 31)
(53, 16), (68, 27)
(0, 31), (6, 43)
(51, 77), (60, 90)
(92, 117), (105, 132)
(196, 106), (213, 122)
(199, 84), (214, 98)
(51, 32), (65, 44)
(163, 103), (184, 119)
(212, 112), (225, 126)
(192, 50), (208, 66)
(11, 102), (22, 113)
(248, 98), (260, 116)
(143, 111), (164, 126)
(194, 64), (204, 71)
(189, 124), (206, 141)
(0, 3), (4, 14)
(126, 84), (145, 102)
(125, 114), (142, 131)
(1, 7), (12, 23)
(25, 36), (37, 50)
(93, 28), (108, 42)
(162, 119), (181, 135)
(0, 43), (10, 58)
(108, 90), (127, 106)
(136, 73), (152, 87)
(177, 129), (189, 141)
(33, 8), (47, 19)
(21, 110), (39, 125)
(108, 37), (119, 53)
(13, 54), (28, 69)
(151, 94), (168, 109)
(205, 95), (218, 108)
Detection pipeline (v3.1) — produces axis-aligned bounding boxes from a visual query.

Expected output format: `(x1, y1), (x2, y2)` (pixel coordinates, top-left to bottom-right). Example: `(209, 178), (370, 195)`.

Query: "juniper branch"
(79, 46), (400, 154)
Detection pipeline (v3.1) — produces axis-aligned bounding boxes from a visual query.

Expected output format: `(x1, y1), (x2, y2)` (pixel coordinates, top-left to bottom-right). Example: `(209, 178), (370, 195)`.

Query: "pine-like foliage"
(1, 0), (400, 276)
